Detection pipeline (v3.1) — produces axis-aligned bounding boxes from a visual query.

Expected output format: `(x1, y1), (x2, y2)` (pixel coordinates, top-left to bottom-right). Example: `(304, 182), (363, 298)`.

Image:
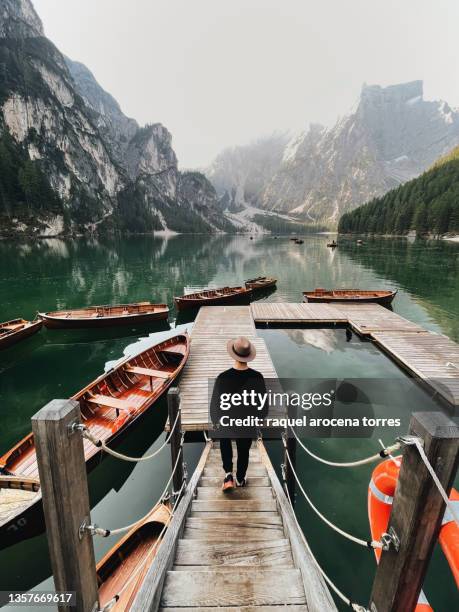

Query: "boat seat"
(86, 395), (132, 411)
(124, 366), (170, 379)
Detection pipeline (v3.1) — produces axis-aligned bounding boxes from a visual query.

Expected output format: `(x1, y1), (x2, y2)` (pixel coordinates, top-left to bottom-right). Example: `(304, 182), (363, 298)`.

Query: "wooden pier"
(132, 440), (336, 612)
(251, 302), (459, 407)
(177, 304), (458, 433)
(178, 307), (277, 431)
(27, 302), (459, 612)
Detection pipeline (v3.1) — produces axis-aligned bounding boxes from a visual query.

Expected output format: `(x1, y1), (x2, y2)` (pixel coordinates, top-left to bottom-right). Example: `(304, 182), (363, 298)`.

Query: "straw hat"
(227, 336), (257, 362)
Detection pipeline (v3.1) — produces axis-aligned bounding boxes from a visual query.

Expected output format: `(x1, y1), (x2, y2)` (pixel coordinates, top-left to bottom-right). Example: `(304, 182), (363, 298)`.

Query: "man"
(210, 336), (267, 491)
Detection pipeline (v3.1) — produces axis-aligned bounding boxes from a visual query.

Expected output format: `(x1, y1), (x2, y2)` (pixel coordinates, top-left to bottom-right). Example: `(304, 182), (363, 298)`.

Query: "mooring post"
(168, 387), (184, 502)
(284, 402), (297, 505)
(369, 411), (459, 612)
(31, 399), (99, 612)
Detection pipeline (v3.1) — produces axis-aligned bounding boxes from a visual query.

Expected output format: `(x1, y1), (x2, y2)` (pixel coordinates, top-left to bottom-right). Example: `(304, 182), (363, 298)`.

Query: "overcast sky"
(33, 0), (459, 168)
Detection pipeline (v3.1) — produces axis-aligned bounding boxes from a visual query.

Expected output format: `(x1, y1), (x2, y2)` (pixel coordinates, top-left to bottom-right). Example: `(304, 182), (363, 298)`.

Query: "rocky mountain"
(0, 0), (231, 237)
(206, 81), (459, 227)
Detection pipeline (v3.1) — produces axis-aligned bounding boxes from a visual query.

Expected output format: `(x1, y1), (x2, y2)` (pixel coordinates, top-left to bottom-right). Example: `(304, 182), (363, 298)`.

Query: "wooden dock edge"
(130, 441), (212, 612)
(257, 440), (337, 612)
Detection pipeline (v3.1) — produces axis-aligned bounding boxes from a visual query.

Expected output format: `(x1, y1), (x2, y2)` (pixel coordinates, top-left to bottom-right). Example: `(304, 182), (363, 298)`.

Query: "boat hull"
(0, 333), (188, 549)
(174, 289), (252, 311)
(0, 320), (42, 350)
(41, 310), (168, 329)
(304, 291), (396, 306)
(245, 279), (277, 291)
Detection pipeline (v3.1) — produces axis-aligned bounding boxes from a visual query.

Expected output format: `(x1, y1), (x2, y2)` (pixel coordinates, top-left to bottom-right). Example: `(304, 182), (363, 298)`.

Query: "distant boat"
(39, 302), (169, 329)
(327, 241), (337, 248)
(295, 239), (304, 244)
(303, 288), (397, 306)
(245, 276), (277, 291)
(97, 503), (171, 610)
(356, 239), (364, 245)
(0, 333), (189, 549)
(174, 286), (252, 311)
(0, 318), (42, 350)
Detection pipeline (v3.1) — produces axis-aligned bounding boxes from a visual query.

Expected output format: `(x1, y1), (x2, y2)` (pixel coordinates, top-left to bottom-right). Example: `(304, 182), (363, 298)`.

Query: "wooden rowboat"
(0, 318), (42, 350)
(0, 333), (189, 549)
(303, 288), (397, 306)
(39, 302), (169, 329)
(245, 276), (277, 291)
(174, 286), (252, 311)
(97, 503), (171, 611)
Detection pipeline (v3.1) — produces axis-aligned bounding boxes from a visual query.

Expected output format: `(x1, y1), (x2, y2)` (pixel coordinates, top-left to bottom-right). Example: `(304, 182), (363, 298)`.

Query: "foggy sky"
(33, 0), (459, 168)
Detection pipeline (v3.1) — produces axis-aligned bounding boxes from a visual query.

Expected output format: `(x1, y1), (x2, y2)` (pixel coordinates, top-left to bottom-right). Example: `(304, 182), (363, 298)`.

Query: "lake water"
(0, 235), (458, 610)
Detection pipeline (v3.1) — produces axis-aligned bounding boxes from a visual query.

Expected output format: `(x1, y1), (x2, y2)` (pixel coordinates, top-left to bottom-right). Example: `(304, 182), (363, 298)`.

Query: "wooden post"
(167, 388), (184, 501)
(31, 399), (99, 612)
(284, 403), (297, 505)
(370, 411), (459, 612)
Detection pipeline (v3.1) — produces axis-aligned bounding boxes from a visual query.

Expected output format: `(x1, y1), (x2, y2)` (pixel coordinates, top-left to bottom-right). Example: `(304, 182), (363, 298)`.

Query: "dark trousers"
(220, 438), (252, 481)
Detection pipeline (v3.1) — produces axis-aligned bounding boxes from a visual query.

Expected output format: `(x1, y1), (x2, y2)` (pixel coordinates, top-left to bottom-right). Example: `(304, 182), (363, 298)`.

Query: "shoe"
(222, 473), (234, 491)
(236, 477), (247, 487)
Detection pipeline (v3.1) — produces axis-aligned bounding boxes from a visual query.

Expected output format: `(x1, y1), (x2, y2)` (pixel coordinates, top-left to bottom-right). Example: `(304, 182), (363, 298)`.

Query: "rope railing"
(283, 482), (368, 612)
(83, 437), (185, 538)
(289, 425), (401, 467)
(81, 408), (182, 463)
(283, 443), (382, 550)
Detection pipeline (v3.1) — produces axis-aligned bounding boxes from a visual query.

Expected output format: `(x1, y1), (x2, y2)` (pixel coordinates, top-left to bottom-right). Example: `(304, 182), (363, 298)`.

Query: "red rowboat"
(39, 302), (169, 329)
(303, 288), (397, 306)
(0, 318), (42, 349)
(174, 286), (252, 311)
(0, 333), (189, 549)
(97, 503), (171, 611)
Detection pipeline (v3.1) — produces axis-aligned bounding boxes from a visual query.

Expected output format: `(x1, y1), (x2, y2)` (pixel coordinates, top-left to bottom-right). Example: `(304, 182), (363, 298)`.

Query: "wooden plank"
(160, 568), (306, 607)
(160, 606), (308, 612)
(190, 511), (279, 519)
(251, 302), (346, 323)
(258, 441), (337, 612)
(200, 476), (269, 486)
(130, 442), (212, 612)
(196, 486), (274, 500)
(31, 400), (99, 612)
(174, 539), (293, 567)
(182, 526), (282, 541)
(203, 465), (267, 477)
(125, 366), (171, 379)
(192, 499), (277, 512)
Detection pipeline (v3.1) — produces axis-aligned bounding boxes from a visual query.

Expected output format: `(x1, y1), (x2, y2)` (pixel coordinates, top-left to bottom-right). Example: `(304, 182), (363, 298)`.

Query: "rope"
(99, 479), (186, 612)
(91, 444), (184, 537)
(290, 426), (401, 467)
(413, 438), (459, 527)
(284, 482), (368, 612)
(82, 409), (181, 462)
(284, 447), (382, 550)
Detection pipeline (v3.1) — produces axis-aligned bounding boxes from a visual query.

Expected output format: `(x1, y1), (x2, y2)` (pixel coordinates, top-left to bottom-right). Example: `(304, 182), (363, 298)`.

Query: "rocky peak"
(0, 0), (44, 39)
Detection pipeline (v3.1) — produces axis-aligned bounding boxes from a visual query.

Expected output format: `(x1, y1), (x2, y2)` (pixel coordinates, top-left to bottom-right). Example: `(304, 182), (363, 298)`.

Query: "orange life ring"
(368, 457), (459, 610)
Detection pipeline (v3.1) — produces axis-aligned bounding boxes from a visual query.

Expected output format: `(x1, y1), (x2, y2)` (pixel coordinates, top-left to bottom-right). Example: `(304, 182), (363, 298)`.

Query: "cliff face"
(0, 0), (231, 237)
(206, 81), (459, 226)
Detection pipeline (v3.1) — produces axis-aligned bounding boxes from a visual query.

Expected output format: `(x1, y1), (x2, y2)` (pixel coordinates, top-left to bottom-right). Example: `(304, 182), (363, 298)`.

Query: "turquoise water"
(0, 234), (457, 610)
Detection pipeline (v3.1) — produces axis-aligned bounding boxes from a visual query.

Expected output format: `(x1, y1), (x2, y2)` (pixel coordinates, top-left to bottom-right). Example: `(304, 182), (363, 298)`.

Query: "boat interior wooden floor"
(0, 319), (34, 335)
(0, 337), (187, 506)
(182, 287), (247, 300)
